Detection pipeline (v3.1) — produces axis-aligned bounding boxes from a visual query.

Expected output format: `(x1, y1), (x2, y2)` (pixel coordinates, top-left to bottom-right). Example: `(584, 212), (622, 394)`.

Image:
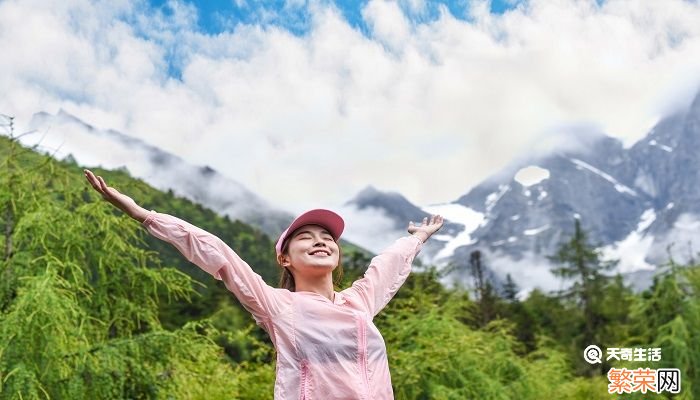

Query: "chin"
(312, 262), (337, 269)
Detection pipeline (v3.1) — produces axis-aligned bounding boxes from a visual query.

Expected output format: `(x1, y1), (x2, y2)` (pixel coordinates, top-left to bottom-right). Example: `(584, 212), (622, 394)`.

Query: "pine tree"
(549, 219), (616, 376)
(0, 132), (252, 399)
(469, 250), (499, 327)
(625, 262), (700, 399)
(502, 273), (519, 302)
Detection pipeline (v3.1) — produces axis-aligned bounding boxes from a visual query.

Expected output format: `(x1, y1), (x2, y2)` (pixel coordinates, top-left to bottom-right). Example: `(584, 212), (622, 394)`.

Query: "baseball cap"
(275, 209), (344, 257)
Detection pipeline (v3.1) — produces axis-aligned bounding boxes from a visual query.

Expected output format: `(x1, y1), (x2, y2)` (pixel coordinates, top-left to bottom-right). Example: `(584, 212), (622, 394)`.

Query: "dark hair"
(278, 237), (344, 292)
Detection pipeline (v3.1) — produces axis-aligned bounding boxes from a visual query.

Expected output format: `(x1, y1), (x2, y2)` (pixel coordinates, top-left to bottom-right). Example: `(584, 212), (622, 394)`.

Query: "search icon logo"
(583, 345), (603, 364)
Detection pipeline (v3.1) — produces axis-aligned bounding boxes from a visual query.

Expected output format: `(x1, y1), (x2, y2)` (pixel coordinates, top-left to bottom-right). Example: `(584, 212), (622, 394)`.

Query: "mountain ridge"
(347, 90), (700, 293)
(25, 109), (294, 237)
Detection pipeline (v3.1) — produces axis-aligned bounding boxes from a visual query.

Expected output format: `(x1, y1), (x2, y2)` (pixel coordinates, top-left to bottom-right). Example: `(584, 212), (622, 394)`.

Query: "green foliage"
(548, 219), (625, 375)
(0, 136), (261, 399)
(2, 134), (700, 399)
(377, 271), (619, 399)
(619, 263), (700, 399)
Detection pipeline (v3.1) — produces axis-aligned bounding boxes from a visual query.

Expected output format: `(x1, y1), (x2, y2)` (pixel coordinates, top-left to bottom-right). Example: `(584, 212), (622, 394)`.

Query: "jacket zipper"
(300, 360), (309, 400)
(358, 314), (371, 399)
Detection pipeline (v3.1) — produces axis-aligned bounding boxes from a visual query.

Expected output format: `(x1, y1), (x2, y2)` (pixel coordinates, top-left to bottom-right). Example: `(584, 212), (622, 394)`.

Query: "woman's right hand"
(84, 169), (150, 223)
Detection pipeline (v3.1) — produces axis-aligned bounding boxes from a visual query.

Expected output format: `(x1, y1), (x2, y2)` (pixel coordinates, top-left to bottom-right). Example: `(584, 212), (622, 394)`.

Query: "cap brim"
(275, 209), (344, 256)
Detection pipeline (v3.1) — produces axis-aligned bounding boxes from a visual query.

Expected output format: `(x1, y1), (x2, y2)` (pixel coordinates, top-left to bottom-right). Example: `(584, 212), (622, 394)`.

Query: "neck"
(294, 273), (335, 301)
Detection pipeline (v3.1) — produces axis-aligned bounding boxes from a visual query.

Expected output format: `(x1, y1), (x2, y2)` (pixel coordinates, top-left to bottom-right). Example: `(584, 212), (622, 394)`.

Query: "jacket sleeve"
(142, 210), (287, 325)
(344, 235), (423, 317)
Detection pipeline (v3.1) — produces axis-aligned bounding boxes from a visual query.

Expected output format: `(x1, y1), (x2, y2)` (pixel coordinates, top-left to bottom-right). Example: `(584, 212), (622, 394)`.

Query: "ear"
(277, 254), (290, 267)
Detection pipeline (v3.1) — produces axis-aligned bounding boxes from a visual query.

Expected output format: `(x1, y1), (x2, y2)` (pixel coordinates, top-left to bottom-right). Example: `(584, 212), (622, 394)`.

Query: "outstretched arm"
(83, 169), (288, 326)
(344, 215), (444, 317)
(84, 169), (150, 222)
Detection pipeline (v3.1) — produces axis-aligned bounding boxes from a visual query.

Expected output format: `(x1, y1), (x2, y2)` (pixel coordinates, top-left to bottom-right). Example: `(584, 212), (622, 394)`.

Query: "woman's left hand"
(407, 215), (444, 243)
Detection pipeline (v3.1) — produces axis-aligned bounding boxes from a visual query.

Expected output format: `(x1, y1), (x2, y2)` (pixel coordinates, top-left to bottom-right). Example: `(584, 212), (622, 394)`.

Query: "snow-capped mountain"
(346, 90), (700, 293)
(24, 110), (294, 236)
(14, 89), (700, 295)
(343, 185), (466, 261)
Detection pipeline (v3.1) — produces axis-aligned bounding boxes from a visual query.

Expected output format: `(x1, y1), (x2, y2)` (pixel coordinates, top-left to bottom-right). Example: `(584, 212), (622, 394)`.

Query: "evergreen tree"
(469, 250), (499, 327)
(0, 133), (254, 399)
(549, 219), (617, 375)
(377, 270), (610, 400)
(502, 273), (519, 302)
(624, 262), (700, 399)
(5, 126), (694, 398)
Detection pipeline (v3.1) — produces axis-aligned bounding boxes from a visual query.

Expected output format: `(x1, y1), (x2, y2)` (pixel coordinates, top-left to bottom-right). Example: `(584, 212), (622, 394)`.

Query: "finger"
(97, 176), (109, 192)
(97, 176), (117, 199)
(84, 169), (96, 185)
(422, 217), (428, 225)
(85, 171), (104, 193)
(86, 170), (102, 190)
(437, 215), (443, 225)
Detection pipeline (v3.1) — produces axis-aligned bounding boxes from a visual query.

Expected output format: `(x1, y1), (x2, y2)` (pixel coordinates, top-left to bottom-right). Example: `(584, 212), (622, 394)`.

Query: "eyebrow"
(294, 229), (332, 237)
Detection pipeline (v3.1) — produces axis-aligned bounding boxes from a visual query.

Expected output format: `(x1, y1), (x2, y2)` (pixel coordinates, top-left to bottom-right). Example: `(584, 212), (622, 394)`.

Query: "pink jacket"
(143, 211), (423, 399)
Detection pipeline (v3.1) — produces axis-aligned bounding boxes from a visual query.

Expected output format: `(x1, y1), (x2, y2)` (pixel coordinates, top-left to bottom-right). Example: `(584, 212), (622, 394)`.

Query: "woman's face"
(282, 224), (340, 278)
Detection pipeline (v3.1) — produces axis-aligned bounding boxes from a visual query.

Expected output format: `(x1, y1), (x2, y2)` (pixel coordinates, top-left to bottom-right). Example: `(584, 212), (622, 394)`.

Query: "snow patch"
(602, 235), (655, 273)
(601, 208), (657, 273)
(537, 190), (548, 201)
(510, 215), (520, 221)
(672, 214), (700, 230)
(637, 209), (656, 233)
(648, 139), (673, 152)
(488, 236), (518, 246)
(650, 214), (700, 264)
(484, 184), (509, 214)
(422, 203), (485, 260)
(514, 166), (550, 187)
(666, 202), (674, 210)
(431, 234), (452, 241)
(570, 158), (638, 197)
(524, 225), (550, 236)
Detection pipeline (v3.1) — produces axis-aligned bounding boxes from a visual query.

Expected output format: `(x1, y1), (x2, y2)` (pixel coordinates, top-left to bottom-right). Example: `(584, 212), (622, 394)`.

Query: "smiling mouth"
(309, 250), (331, 256)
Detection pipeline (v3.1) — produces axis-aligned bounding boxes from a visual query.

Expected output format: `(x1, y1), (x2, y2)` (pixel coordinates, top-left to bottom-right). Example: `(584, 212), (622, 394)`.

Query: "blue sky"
(147, 0), (523, 37)
(144, 0), (526, 78)
(3, 0), (699, 213)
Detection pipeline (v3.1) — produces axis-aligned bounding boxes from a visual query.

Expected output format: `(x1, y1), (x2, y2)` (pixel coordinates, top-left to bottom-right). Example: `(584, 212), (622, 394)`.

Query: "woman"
(84, 169), (444, 399)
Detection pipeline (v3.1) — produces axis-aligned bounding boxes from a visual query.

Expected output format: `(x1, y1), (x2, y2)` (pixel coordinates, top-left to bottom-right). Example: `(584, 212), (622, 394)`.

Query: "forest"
(1, 133), (697, 399)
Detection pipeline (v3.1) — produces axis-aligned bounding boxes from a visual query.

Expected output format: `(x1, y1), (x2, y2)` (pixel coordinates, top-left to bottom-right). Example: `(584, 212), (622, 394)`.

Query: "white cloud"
(486, 251), (562, 294)
(2, 0), (700, 215)
(649, 213), (700, 265)
(335, 204), (405, 254)
(401, 0), (427, 15)
(363, 0), (412, 52)
(442, 249), (564, 296)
